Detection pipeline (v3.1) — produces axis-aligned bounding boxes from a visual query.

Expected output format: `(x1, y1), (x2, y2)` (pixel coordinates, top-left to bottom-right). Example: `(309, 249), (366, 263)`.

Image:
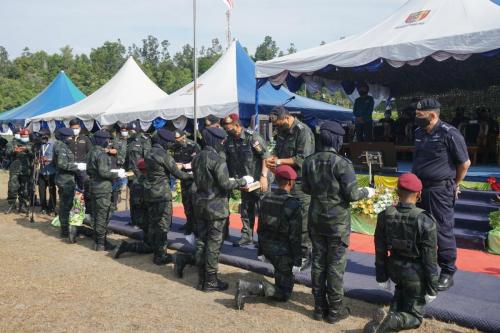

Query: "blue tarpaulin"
(0, 71), (85, 127)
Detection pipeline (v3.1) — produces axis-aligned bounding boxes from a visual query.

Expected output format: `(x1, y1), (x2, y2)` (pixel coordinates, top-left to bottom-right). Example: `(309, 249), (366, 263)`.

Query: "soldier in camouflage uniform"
(235, 165), (302, 309)
(124, 121), (151, 226)
(87, 130), (122, 251)
(364, 173), (439, 333)
(5, 128), (34, 214)
(222, 113), (269, 246)
(115, 129), (193, 264)
(302, 120), (373, 323)
(109, 124), (128, 211)
(172, 129), (200, 236)
(52, 128), (80, 240)
(266, 107), (315, 266)
(191, 127), (251, 291)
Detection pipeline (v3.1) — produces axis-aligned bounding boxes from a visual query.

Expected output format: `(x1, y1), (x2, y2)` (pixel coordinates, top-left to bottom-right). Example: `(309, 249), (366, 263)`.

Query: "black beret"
(269, 106), (288, 121)
(69, 118), (81, 126)
(204, 115), (220, 126)
(94, 129), (112, 139)
(126, 121), (140, 131)
(39, 128), (51, 136)
(157, 128), (176, 142)
(320, 120), (345, 136)
(58, 128), (74, 137)
(204, 127), (227, 140)
(416, 98), (441, 111)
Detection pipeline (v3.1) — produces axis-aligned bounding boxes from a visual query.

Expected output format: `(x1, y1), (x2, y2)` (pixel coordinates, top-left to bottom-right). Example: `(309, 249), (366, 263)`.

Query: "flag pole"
(193, 0), (199, 142)
(226, 9), (232, 50)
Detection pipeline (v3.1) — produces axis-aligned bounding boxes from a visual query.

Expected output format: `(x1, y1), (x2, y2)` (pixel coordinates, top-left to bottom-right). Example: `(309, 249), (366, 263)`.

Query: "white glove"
(242, 175), (254, 185)
(425, 294), (437, 304)
(364, 187), (376, 198)
(76, 163), (86, 171)
(117, 169), (127, 178)
(185, 233), (196, 247)
(257, 255), (268, 263)
(378, 280), (392, 291)
(292, 266), (301, 274)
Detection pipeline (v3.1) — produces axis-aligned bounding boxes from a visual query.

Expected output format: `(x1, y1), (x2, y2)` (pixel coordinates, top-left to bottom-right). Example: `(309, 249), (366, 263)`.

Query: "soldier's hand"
(108, 148), (118, 155)
(292, 266), (301, 274)
(363, 187), (376, 198)
(242, 175), (254, 185)
(454, 184), (461, 200)
(425, 294), (437, 304)
(378, 280), (392, 291)
(265, 156), (277, 169)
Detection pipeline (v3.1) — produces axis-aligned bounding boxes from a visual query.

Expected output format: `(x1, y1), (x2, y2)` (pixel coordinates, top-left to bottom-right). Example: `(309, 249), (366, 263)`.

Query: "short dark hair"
(270, 106), (289, 122)
(275, 176), (290, 187)
(69, 118), (80, 126)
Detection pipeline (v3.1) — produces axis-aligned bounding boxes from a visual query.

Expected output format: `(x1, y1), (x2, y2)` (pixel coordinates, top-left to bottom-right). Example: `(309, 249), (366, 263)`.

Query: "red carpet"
(172, 206), (500, 277)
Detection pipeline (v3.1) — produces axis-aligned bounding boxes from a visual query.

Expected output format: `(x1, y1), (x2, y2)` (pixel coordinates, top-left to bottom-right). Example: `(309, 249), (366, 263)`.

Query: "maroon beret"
(398, 173), (422, 192)
(222, 113), (239, 125)
(275, 165), (297, 180)
(137, 159), (146, 171)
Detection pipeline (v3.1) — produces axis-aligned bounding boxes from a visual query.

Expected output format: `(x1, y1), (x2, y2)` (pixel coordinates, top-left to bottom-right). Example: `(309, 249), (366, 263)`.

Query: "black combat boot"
(363, 308), (387, 333)
(235, 280), (264, 310)
(203, 272), (229, 292)
(153, 250), (173, 265)
(437, 273), (454, 291)
(325, 299), (350, 324)
(376, 311), (404, 333)
(68, 225), (78, 244)
(60, 225), (69, 239)
(5, 202), (17, 214)
(312, 294), (328, 321)
(113, 240), (130, 259)
(94, 243), (106, 251)
(174, 253), (193, 278)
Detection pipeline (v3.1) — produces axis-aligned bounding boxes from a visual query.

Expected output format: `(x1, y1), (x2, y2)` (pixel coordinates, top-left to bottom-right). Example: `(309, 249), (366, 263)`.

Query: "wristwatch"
(276, 159), (281, 166)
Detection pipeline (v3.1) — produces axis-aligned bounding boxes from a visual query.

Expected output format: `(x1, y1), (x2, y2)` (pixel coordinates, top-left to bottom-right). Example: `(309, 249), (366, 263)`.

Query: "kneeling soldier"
(365, 173), (439, 333)
(235, 165), (302, 309)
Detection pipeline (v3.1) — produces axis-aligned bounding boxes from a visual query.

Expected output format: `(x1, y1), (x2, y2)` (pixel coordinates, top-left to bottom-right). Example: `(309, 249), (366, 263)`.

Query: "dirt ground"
(0, 170), (477, 332)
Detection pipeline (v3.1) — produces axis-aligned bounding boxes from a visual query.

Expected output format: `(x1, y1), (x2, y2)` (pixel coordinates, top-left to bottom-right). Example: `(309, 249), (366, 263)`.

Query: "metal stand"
(359, 151), (384, 187)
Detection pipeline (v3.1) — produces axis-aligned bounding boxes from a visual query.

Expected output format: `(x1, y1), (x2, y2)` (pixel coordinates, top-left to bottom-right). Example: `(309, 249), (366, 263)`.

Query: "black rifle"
(28, 148), (41, 223)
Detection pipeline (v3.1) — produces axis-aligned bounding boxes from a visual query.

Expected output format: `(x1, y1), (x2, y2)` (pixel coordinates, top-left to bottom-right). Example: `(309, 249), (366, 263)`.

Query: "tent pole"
(193, 0), (199, 143)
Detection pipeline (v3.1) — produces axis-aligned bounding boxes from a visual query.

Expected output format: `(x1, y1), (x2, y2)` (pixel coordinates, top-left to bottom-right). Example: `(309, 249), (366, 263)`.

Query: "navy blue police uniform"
(412, 99), (469, 279)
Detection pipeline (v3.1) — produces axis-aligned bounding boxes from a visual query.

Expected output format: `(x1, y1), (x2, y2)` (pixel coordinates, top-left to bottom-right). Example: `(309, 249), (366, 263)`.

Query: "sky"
(0, 0), (407, 58)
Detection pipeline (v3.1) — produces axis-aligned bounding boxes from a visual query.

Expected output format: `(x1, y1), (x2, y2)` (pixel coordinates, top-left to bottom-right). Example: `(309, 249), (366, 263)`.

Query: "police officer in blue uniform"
(412, 98), (470, 291)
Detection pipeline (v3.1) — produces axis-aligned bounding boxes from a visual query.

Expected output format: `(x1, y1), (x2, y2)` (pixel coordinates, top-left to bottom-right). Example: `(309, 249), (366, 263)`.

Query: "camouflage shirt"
(302, 147), (368, 244)
(257, 188), (302, 266)
(375, 203), (439, 295)
(224, 128), (269, 180)
(53, 140), (78, 187)
(125, 135), (151, 177)
(110, 136), (127, 168)
(192, 146), (245, 220)
(274, 118), (315, 181)
(143, 143), (192, 202)
(6, 140), (33, 175)
(86, 145), (118, 194)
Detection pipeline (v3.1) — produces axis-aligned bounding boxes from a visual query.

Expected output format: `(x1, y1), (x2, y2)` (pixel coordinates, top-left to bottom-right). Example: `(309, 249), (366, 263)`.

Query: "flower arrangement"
(351, 187), (397, 219)
(487, 177), (500, 192)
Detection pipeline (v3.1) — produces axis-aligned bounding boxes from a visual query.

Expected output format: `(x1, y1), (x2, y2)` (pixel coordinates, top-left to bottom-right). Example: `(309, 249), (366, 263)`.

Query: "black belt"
(422, 179), (451, 188)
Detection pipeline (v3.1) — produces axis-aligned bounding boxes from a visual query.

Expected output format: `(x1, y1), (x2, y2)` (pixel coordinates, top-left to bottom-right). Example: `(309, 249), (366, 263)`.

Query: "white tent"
(99, 44), (241, 126)
(99, 41), (352, 126)
(28, 57), (168, 128)
(255, 0), (500, 85)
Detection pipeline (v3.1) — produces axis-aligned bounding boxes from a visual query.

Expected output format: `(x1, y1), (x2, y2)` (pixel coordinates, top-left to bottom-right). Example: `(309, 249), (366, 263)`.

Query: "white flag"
(222, 0), (234, 10)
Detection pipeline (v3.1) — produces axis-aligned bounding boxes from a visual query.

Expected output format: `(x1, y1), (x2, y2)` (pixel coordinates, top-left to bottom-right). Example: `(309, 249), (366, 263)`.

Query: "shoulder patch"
(296, 123), (304, 130)
(244, 129), (254, 135)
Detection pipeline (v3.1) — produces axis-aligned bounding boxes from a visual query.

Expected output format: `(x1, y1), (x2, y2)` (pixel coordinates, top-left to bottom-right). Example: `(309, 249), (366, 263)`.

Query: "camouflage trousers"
(262, 254), (295, 302)
(91, 191), (113, 245)
(239, 191), (260, 241)
(291, 183), (311, 257)
(181, 181), (195, 235)
(388, 260), (427, 330)
(7, 173), (30, 206)
(145, 200), (172, 254)
(195, 218), (227, 275)
(58, 183), (75, 230)
(311, 235), (347, 306)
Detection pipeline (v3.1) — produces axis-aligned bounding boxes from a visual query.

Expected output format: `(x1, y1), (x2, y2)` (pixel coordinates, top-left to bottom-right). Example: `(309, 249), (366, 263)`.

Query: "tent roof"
(255, 0), (500, 95)
(0, 71), (85, 126)
(29, 57), (168, 123)
(99, 41), (352, 126)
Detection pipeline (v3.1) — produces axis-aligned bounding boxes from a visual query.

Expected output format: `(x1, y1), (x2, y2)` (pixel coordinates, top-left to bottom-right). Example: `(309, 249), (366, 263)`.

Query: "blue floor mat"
(109, 211), (500, 333)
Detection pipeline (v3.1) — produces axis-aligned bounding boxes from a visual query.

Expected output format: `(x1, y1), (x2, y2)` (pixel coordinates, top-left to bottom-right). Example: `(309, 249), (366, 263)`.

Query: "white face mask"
(72, 128), (81, 136)
(20, 137), (29, 143)
(121, 131), (129, 137)
(14, 134), (21, 140)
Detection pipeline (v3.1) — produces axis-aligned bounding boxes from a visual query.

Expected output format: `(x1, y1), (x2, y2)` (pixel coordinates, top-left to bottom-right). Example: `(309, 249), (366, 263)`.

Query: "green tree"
(254, 36), (280, 61)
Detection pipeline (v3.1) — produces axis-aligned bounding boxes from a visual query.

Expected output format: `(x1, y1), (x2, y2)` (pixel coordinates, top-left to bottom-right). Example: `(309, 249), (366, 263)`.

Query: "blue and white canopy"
(0, 71), (85, 128)
(255, 0), (500, 95)
(99, 41), (352, 127)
